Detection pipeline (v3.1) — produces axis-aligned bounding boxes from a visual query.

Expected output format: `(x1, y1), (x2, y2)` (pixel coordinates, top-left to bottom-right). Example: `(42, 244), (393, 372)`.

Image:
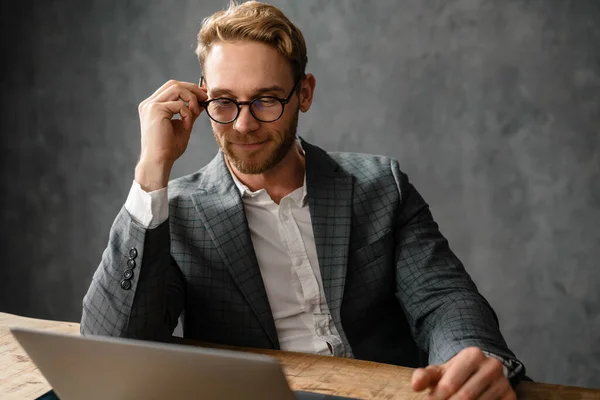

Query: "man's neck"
(229, 143), (306, 204)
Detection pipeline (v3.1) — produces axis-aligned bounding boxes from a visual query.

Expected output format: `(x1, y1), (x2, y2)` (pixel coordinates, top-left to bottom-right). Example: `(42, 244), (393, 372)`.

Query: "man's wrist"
(134, 159), (173, 192)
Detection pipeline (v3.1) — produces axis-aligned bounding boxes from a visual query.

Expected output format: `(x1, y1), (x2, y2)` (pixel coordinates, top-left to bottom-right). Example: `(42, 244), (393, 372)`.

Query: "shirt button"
(294, 258), (303, 266)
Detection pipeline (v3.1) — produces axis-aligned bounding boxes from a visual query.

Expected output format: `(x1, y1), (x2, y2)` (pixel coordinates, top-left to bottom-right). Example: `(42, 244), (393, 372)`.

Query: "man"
(82, 1), (526, 398)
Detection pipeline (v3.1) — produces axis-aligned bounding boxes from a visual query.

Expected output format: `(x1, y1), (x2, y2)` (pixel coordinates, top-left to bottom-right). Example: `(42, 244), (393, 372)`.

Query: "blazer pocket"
(349, 228), (393, 269)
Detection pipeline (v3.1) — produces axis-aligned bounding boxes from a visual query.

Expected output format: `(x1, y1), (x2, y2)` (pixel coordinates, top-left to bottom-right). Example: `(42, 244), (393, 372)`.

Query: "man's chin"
(229, 158), (271, 174)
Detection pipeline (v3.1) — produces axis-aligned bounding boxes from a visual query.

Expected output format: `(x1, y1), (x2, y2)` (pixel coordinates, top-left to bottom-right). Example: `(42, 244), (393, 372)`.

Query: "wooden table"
(1, 313), (598, 399)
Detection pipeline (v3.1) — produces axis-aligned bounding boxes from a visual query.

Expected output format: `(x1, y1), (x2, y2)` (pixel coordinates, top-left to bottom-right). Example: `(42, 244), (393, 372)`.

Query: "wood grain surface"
(1, 313), (598, 399)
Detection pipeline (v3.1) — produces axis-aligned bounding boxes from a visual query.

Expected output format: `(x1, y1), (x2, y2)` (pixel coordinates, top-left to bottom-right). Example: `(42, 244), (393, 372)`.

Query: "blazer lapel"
(190, 152), (279, 348)
(303, 140), (354, 321)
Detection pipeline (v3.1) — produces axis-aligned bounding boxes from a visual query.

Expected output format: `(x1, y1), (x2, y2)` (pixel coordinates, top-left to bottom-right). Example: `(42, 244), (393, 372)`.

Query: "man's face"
(203, 41), (300, 174)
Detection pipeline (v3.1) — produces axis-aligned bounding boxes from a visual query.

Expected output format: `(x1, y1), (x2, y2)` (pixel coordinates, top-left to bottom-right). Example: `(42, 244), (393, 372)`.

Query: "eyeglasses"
(199, 77), (301, 124)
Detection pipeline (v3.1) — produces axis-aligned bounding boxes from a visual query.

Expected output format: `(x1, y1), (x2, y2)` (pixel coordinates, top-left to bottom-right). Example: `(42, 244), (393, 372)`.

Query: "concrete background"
(1, 0), (599, 389)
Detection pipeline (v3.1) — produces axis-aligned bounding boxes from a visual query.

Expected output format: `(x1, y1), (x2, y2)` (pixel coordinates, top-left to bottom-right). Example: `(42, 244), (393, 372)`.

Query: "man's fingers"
(411, 365), (443, 392)
(144, 100), (186, 118)
(183, 82), (208, 103)
(148, 80), (207, 100)
(478, 374), (516, 400)
(178, 103), (195, 132)
(145, 80), (208, 114)
(153, 85), (202, 115)
(146, 100), (197, 132)
(445, 357), (504, 400)
(164, 100), (195, 133)
(168, 81), (208, 109)
(411, 348), (512, 400)
(430, 348), (485, 399)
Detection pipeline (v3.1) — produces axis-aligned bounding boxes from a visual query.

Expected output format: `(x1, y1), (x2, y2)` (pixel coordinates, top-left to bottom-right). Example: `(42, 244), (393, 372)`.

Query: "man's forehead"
(203, 41), (293, 88)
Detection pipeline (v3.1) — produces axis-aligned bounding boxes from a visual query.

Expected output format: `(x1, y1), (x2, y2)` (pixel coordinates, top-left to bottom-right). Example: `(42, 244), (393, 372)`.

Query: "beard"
(214, 108), (299, 175)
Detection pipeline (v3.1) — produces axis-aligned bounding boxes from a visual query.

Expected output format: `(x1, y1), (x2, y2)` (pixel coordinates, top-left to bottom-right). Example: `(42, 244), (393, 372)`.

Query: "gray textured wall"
(1, 0), (599, 389)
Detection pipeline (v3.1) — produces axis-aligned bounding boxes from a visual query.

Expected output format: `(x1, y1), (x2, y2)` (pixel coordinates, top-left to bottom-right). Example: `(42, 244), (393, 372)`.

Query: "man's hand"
(135, 80), (208, 191)
(411, 347), (516, 400)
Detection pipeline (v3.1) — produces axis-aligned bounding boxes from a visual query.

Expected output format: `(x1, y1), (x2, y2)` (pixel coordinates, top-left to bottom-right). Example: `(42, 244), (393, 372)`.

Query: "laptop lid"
(11, 327), (296, 400)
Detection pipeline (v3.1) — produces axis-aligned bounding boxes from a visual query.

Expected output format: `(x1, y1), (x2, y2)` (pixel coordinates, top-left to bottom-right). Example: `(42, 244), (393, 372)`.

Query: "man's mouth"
(231, 140), (268, 148)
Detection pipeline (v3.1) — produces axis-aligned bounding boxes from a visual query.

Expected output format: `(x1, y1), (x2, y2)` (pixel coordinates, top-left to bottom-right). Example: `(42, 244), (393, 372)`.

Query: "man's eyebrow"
(210, 85), (287, 98)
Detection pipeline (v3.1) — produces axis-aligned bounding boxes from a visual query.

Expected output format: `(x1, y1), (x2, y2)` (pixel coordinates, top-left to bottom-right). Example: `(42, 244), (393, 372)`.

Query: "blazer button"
(123, 269), (134, 280)
(129, 248), (138, 259)
(127, 259), (136, 269)
(120, 279), (132, 290)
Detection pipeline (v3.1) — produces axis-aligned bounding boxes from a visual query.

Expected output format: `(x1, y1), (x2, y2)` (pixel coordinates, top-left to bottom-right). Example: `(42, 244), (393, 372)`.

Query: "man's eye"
(213, 99), (234, 108)
(257, 98), (278, 107)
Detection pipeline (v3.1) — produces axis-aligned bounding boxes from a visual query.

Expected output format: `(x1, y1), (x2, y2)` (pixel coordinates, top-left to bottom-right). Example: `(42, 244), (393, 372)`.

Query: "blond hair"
(196, 1), (307, 82)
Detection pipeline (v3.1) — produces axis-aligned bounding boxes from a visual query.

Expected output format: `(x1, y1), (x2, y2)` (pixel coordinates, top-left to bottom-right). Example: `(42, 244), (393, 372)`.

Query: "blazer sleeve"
(80, 206), (185, 341)
(390, 159), (526, 379)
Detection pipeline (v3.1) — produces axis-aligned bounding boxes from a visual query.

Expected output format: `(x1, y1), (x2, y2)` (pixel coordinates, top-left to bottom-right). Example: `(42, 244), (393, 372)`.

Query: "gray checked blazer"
(81, 139), (524, 377)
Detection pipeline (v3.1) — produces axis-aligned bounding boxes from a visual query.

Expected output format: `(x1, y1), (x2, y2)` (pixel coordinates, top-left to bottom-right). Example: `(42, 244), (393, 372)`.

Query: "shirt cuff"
(124, 180), (169, 229)
(482, 351), (523, 379)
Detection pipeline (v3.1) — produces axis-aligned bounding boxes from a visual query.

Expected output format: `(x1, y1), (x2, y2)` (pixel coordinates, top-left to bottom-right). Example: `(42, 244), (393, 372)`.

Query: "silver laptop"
(11, 328), (357, 400)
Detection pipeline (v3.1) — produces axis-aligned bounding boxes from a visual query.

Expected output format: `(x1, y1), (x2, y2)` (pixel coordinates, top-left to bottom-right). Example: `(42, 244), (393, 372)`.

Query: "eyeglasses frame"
(199, 76), (302, 124)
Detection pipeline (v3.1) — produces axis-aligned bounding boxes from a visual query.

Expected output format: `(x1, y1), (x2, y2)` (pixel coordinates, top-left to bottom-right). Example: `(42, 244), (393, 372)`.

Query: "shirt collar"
(225, 139), (308, 206)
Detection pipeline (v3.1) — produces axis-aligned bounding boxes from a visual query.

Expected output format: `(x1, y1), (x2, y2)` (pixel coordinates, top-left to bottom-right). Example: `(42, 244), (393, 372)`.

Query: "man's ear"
(299, 73), (316, 113)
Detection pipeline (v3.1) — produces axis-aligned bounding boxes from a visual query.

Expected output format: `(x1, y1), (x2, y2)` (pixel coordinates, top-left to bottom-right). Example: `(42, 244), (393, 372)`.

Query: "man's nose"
(233, 105), (260, 134)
